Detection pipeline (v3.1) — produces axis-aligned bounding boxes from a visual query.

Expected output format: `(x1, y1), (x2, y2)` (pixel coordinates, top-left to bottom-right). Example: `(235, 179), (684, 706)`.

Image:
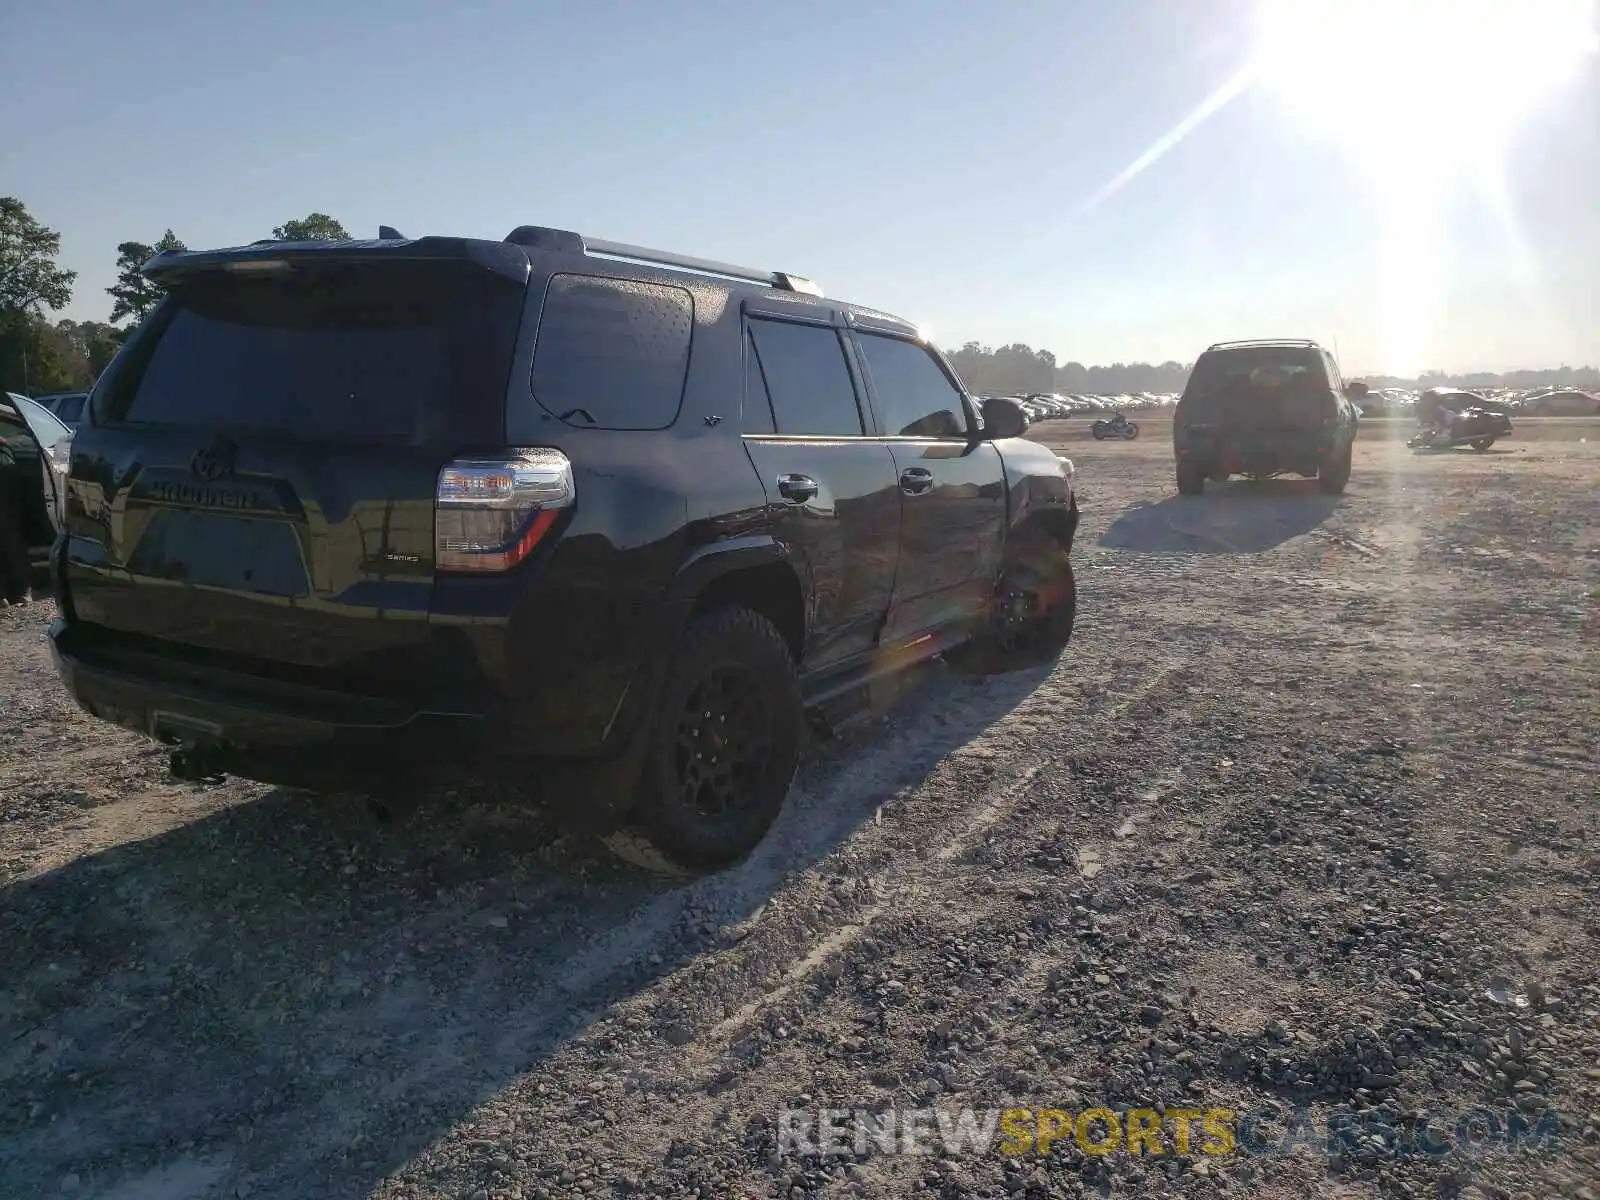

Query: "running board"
(802, 626), (971, 738)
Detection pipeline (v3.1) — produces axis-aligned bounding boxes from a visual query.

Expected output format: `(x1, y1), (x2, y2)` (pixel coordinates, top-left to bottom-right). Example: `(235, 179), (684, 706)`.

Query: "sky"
(3, 0), (1597, 376)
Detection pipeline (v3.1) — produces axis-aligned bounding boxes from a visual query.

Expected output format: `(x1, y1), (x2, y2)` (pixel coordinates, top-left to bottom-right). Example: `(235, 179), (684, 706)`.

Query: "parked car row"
(1351, 385), (1597, 418)
(980, 391), (1181, 422)
(979, 384), (1597, 424)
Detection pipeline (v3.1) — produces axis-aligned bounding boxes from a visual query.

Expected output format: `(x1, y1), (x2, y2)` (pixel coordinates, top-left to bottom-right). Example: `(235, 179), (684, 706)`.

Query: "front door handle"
(900, 467), (934, 496)
(776, 473), (819, 504)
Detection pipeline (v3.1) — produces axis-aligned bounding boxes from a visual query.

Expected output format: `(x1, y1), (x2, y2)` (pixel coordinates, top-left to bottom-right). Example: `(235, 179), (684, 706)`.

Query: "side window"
(855, 333), (969, 439)
(746, 319), (863, 436)
(1322, 351), (1343, 393)
(743, 331), (775, 434)
(531, 274), (693, 430)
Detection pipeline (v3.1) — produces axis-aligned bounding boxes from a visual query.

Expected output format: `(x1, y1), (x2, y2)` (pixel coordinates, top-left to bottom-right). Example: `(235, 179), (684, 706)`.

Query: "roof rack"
(1205, 338), (1320, 350)
(502, 224), (823, 297)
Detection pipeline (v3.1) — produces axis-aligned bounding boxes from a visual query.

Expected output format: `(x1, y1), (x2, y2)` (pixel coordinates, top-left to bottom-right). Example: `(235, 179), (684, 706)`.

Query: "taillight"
(435, 449), (574, 573)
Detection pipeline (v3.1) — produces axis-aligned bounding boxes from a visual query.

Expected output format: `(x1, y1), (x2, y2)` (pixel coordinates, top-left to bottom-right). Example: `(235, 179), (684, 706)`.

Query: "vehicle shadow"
(1097, 480), (1340, 554)
(0, 657), (1049, 1199)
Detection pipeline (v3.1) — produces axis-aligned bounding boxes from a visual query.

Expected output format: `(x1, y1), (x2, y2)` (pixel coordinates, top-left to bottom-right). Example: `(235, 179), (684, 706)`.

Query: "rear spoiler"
(142, 236), (532, 285)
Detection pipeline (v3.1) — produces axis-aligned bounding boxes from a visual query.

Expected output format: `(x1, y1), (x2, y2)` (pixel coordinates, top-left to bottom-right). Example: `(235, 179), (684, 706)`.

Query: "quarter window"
(532, 274), (694, 430)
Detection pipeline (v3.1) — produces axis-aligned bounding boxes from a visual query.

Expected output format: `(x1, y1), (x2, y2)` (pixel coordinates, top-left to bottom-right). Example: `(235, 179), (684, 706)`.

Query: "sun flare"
(1254, 0), (1599, 167)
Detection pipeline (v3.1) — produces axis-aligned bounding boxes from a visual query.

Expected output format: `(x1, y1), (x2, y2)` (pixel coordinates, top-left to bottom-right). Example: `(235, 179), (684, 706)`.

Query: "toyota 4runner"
(48, 225), (1080, 872)
(1172, 338), (1359, 495)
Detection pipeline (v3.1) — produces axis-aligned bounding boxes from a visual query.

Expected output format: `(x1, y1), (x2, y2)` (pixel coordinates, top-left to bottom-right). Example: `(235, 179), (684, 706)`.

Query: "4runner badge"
(190, 439), (238, 483)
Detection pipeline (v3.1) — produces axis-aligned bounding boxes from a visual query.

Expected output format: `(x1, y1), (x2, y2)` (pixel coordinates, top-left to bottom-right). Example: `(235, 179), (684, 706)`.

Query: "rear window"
(100, 263), (524, 445)
(1185, 346), (1328, 397)
(530, 274), (693, 430)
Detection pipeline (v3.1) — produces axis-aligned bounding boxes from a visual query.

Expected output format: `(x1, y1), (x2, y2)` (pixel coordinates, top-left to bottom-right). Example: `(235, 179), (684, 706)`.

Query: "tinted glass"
(105, 263), (522, 445)
(531, 274), (693, 430)
(53, 394), (87, 422)
(1321, 353), (1343, 393)
(747, 319), (862, 436)
(0, 410), (38, 462)
(1185, 346), (1327, 397)
(743, 332), (776, 434)
(855, 334), (968, 438)
(11, 394), (72, 450)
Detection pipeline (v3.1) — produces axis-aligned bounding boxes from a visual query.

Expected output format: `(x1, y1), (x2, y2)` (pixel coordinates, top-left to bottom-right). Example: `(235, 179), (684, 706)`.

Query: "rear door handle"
(900, 467), (934, 495)
(776, 473), (819, 504)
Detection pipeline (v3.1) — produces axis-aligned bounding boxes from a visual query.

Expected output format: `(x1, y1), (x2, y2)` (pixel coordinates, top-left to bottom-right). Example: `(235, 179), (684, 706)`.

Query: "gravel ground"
(1, 417), (1596, 1200)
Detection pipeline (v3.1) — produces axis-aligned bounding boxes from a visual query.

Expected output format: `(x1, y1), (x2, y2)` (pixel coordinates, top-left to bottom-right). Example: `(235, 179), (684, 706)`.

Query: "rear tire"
(1176, 460), (1205, 495)
(1318, 442), (1353, 494)
(1125, 423), (1140, 440)
(1470, 437), (1495, 451)
(946, 527), (1076, 677)
(602, 606), (801, 875)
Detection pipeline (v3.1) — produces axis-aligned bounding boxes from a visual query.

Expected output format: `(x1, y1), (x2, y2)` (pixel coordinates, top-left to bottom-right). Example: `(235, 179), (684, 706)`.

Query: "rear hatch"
(1181, 346), (1337, 435)
(62, 248), (529, 700)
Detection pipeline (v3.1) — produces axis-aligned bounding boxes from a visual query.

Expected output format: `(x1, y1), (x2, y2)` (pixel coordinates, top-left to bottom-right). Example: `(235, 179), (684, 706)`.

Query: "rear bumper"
(49, 619), (492, 787)
(1176, 429), (1341, 474)
(47, 619), (663, 806)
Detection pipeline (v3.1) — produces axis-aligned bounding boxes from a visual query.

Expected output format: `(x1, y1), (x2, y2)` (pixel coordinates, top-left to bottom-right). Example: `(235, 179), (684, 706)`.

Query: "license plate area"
(127, 511), (310, 596)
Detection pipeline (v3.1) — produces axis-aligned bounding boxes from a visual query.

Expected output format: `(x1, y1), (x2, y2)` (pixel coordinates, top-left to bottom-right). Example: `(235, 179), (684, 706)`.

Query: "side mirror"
(979, 396), (1029, 440)
(1344, 380), (1370, 400)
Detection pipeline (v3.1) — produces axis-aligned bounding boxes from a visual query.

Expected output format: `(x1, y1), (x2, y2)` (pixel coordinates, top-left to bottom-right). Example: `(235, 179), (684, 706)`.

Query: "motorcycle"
(1406, 406), (1513, 452)
(1091, 413), (1140, 440)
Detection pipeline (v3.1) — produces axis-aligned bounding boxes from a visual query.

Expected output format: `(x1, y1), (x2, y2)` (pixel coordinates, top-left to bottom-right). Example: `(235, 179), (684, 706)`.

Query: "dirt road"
(2, 419), (1596, 1200)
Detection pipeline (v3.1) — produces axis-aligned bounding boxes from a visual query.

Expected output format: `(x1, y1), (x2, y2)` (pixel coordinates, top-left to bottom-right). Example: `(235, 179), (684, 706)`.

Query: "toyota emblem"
(190, 438), (237, 482)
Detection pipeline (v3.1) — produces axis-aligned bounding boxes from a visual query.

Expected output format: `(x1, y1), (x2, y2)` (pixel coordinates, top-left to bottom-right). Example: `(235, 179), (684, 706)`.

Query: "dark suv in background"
(1172, 338), (1359, 495)
(50, 226), (1080, 873)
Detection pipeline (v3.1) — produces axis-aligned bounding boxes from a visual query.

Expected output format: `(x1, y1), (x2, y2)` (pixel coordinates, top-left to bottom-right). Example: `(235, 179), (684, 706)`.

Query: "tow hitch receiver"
(169, 743), (230, 783)
(153, 712), (231, 782)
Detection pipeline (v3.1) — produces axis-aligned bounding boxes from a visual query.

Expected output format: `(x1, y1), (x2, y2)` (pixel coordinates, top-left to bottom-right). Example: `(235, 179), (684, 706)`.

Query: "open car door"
(5, 392), (73, 538)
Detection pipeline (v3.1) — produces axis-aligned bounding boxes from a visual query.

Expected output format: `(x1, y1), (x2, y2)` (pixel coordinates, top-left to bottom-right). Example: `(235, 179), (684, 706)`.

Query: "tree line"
(3, 196), (1595, 399)
(0, 198), (349, 395)
(944, 341), (1600, 398)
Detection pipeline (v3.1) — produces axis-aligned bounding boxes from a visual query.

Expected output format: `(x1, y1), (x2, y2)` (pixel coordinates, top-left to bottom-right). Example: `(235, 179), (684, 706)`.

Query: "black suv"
(48, 226), (1080, 872)
(1172, 338), (1359, 495)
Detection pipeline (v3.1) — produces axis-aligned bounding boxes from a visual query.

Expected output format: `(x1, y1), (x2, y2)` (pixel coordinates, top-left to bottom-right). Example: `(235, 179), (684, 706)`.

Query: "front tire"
(1176, 460), (1205, 495)
(603, 606), (801, 875)
(1092, 427), (1107, 440)
(946, 527), (1076, 677)
(1124, 423), (1140, 440)
(1470, 437), (1495, 452)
